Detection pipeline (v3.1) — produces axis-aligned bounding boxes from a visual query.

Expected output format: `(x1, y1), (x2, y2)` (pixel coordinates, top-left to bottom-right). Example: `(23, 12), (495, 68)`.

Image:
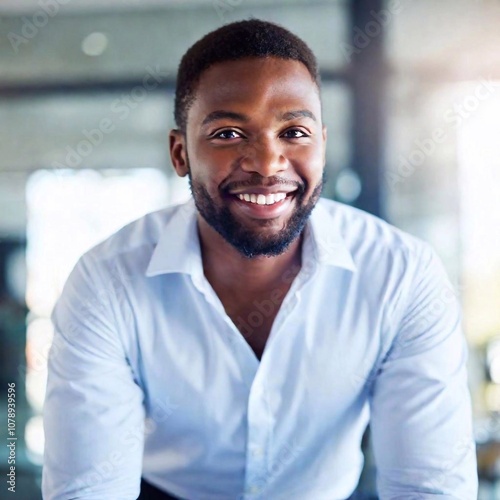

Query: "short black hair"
(174, 19), (320, 132)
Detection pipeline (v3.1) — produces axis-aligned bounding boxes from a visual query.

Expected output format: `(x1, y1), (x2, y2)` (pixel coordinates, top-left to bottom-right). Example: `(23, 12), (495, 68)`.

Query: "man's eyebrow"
(201, 111), (249, 126)
(201, 109), (317, 126)
(279, 110), (317, 122)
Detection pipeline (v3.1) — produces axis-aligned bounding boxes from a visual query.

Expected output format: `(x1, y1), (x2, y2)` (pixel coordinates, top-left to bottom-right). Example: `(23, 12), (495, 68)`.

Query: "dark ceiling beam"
(0, 79), (177, 98)
(349, 0), (387, 218)
(0, 70), (349, 99)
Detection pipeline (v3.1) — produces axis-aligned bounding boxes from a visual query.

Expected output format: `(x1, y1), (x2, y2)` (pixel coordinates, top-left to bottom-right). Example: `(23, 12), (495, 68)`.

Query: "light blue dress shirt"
(42, 197), (478, 499)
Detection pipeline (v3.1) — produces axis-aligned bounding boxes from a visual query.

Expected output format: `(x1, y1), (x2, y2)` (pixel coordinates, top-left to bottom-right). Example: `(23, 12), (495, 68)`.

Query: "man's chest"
(218, 284), (291, 360)
(132, 275), (390, 480)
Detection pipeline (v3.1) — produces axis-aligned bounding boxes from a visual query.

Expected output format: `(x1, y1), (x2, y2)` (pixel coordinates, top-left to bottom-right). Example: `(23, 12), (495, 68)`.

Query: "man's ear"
(169, 129), (189, 177)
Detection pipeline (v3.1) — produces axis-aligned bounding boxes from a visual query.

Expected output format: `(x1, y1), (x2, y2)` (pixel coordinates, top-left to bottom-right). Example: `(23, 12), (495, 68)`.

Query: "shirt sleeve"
(369, 243), (478, 498)
(42, 253), (145, 500)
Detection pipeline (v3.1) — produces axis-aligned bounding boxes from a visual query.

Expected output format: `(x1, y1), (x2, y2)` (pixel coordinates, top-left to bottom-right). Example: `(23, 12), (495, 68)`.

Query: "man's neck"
(197, 215), (303, 295)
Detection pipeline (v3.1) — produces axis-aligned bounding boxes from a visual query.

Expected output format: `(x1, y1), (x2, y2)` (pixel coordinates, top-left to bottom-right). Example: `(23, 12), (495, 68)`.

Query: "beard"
(187, 163), (325, 259)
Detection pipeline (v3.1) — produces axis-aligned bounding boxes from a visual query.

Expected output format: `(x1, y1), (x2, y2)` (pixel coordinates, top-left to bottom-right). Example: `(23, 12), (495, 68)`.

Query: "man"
(42, 19), (478, 499)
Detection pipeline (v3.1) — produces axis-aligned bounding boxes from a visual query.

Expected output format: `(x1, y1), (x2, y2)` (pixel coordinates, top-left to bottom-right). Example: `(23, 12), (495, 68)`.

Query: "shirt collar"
(145, 197), (357, 277)
(307, 200), (357, 272)
(145, 198), (202, 277)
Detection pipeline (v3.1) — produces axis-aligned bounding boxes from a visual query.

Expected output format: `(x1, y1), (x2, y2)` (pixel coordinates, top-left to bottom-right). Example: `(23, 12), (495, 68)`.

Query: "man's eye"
(282, 129), (309, 139)
(213, 130), (242, 140)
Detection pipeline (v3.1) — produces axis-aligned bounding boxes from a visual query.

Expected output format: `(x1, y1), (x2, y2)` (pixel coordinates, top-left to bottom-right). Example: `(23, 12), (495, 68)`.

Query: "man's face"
(170, 57), (327, 258)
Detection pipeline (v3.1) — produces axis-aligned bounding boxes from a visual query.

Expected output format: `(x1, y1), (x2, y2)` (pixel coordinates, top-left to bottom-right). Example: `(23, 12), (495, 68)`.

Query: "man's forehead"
(196, 57), (316, 90)
(190, 57), (321, 117)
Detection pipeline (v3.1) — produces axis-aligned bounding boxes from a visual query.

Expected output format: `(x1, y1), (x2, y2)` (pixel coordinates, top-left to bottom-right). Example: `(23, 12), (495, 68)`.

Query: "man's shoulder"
(83, 200), (192, 267)
(315, 197), (432, 267)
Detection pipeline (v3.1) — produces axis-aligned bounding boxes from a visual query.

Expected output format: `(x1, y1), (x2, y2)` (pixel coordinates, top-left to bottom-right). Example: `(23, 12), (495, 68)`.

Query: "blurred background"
(0, 0), (499, 498)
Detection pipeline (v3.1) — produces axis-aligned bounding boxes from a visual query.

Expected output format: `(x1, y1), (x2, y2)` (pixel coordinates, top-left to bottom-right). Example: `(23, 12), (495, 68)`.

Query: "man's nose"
(240, 138), (288, 177)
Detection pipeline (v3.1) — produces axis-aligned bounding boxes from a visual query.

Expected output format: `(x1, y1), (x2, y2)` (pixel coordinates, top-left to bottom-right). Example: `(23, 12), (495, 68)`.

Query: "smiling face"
(169, 56), (327, 258)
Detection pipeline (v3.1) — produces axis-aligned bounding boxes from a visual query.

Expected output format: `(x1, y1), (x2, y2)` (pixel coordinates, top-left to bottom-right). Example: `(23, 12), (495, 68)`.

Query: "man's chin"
(228, 233), (299, 259)
(219, 209), (307, 259)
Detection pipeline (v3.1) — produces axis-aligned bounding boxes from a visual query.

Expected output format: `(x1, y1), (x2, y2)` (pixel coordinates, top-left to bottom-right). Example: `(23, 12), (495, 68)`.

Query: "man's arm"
(369, 244), (478, 498)
(42, 254), (145, 499)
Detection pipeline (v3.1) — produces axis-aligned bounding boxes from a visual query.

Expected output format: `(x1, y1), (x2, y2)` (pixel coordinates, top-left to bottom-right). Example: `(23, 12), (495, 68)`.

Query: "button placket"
(269, 251), (316, 335)
(245, 381), (272, 498)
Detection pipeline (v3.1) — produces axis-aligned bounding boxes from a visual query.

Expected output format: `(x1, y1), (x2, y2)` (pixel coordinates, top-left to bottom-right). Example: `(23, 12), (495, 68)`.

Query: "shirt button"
(247, 485), (260, 495)
(251, 446), (264, 458)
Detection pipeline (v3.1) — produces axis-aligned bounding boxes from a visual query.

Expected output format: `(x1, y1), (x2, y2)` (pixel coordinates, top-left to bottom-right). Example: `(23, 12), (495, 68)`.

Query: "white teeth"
(266, 193), (287, 204)
(237, 192), (289, 205)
